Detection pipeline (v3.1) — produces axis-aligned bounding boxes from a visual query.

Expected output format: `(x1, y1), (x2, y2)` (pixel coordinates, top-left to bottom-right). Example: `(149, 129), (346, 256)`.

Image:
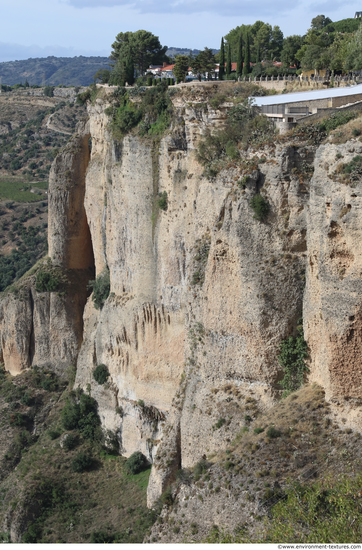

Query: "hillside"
(0, 56), (111, 87)
(0, 89), (86, 289)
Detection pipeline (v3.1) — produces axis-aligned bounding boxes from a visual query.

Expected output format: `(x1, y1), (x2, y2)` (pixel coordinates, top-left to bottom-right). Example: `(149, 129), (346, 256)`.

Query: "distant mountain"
(0, 56), (111, 86)
(166, 47), (218, 59)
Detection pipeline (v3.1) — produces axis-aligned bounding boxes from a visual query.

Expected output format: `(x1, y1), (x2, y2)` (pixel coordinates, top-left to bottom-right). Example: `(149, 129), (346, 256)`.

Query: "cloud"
(66, 0), (298, 16)
(308, 0), (355, 14)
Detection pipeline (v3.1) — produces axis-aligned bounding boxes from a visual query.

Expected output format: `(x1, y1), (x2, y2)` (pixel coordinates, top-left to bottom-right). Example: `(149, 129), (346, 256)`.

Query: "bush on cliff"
(93, 364), (110, 385)
(278, 324), (308, 397)
(107, 82), (173, 140)
(250, 194), (270, 221)
(125, 451), (149, 475)
(88, 269), (110, 309)
(35, 269), (59, 292)
(61, 392), (101, 440)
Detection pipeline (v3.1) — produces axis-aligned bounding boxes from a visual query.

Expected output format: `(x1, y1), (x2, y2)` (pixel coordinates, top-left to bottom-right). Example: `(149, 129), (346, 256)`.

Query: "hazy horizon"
(0, 0), (360, 64)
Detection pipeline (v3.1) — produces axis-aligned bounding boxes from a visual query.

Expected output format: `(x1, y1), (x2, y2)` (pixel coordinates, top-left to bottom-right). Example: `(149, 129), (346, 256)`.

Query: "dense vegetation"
(205, 474), (362, 543)
(222, 15), (362, 78)
(0, 206), (47, 291)
(0, 56), (110, 86)
(105, 83), (173, 140)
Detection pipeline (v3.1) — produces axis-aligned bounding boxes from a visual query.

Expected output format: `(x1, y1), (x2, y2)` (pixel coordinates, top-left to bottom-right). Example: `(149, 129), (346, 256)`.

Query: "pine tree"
(219, 38), (225, 80)
(226, 43), (231, 76)
(256, 42), (261, 63)
(236, 33), (243, 77)
(243, 32), (251, 76)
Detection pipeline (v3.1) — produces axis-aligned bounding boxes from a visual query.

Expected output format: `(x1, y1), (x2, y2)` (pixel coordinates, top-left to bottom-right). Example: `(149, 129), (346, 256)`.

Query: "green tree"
(94, 68), (111, 83)
(255, 42), (261, 63)
(243, 32), (251, 76)
(173, 55), (189, 83)
(226, 43), (232, 76)
(270, 25), (284, 60)
(191, 48), (216, 81)
(344, 25), (362, 70)
(255, 23), (272, 60)
(219, 38), (225, 80)
(311, 14), (332, 30)
(281, 35), (304, 69)
(237, 33), (243, 77)
(110, 30), (167, 75)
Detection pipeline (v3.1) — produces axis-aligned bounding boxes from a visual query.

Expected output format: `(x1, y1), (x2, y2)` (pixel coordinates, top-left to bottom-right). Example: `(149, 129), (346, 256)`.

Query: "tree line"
(95, 14), (362, 86)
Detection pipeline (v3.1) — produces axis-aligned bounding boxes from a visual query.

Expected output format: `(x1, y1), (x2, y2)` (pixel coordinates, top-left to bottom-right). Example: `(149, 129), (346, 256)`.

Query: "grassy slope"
(0, 368), (156, 543)
(150, 385), (362, 543)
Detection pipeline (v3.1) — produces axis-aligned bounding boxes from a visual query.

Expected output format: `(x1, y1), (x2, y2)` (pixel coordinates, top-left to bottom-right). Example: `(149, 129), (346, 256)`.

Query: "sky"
(0, 0), (360, 62)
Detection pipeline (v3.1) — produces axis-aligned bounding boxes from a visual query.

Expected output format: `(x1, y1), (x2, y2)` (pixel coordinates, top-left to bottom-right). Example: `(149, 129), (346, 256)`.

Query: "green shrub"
(93, 364), (110, 385)
(194, 459), (210, 477)
(63, 433), (78, 451)
(20, 391), (32, 406)
(214, 418), (226, 430)
(254, 427), (264, 434)
(43, 86), (54, 97)
(61, 392), (100, 440)
(278, 324), (308, 397)
(71, 451), (93, 472)
(319, 111), (357, 134)
(125, 451), (149, 475)
(147, 77), (152, 86)
(341, 155), (362, 184)
(35, 270), (59, 292)
(352, 128), (361, 137)
(89, 269), (110, 309)
(225, 141), (239, 159)
(157, 191), (168, 211)
(160, 486), (174, 506)
(266, 426), (281, 439)
(48, 429), (61, 440)
(250, 194), (270, 221)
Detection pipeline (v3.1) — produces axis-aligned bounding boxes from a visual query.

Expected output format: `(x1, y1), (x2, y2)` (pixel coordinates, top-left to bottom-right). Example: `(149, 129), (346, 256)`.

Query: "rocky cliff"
(1, 85), (362, 523)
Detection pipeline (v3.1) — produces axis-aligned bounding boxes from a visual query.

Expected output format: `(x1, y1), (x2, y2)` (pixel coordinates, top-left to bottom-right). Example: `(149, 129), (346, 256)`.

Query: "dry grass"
(329, 113), (362, 144)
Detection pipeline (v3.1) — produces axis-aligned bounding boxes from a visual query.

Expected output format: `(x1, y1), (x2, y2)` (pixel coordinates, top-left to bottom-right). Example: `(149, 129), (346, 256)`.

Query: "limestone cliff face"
(69, 95), (309, 503)
(2, 89), (362, 511)
(304, 141), (362, 423)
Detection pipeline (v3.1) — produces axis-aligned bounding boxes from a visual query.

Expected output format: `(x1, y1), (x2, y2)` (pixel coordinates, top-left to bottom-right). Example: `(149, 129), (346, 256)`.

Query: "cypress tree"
(226, 43), (231, 77)
(125, 54), (135, 85)
(237, 33), (243, 77)
(243, 32), (251, 76)
(219, 38), (225, 80)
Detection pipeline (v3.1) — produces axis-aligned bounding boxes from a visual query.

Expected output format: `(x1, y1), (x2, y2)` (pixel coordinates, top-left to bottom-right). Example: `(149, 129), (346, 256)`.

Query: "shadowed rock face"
(2, 90), (362, 510)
